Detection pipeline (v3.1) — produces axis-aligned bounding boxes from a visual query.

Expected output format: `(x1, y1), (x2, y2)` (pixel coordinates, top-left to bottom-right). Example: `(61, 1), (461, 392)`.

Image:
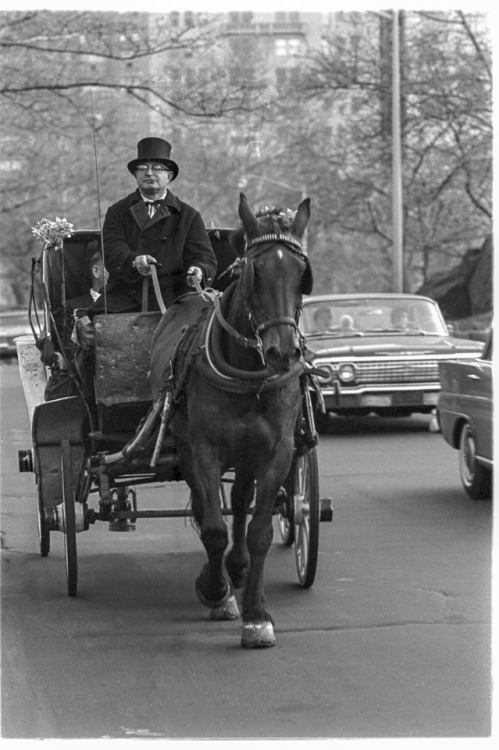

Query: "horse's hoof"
(195, 579), (230, 610)
(241, 621), (276, 648)
(210, 594), (240, 621)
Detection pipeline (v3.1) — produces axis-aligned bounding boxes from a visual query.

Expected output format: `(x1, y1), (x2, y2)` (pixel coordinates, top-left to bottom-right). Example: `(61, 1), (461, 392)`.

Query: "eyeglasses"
(135, 164), (170, 173)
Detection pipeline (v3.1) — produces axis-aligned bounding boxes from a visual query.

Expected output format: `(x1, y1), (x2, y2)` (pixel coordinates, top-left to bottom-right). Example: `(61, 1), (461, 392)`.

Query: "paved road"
(0, 360), (492, 740)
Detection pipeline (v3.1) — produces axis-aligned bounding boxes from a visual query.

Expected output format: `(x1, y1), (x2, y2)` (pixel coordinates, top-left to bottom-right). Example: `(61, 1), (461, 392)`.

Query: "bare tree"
(294, 10), (492, 290)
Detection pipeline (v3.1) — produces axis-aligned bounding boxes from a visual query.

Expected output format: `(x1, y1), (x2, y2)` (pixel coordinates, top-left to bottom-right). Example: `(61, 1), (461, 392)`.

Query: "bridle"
(231, 232), (313, 355)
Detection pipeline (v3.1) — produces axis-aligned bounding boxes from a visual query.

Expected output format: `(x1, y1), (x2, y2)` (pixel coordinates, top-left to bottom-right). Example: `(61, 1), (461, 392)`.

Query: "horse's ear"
(239, 193), (259, 239)
(292, 198), (311, 240)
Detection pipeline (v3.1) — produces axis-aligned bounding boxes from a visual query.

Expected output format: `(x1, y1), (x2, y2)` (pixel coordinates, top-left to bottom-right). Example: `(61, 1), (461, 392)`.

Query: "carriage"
(17, 195), (333, 648)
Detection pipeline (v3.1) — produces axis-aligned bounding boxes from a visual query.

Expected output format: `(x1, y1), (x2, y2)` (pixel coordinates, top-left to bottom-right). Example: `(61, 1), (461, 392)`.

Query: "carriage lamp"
(338, 363), (357, 384)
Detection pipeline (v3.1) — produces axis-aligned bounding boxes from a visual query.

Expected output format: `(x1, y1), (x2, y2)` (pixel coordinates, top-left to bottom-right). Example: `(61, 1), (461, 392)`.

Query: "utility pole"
(392, 9), (404, 292)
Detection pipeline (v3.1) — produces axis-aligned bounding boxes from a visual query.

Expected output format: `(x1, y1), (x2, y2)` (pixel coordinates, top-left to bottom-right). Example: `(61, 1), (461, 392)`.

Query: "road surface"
(0, 360), (492, 740)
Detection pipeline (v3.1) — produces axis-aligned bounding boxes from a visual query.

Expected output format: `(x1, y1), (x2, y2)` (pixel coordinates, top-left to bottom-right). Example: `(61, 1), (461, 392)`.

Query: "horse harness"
(208, 232), (312, 361)
(167, 230), (317, 398)
(106, 231), (321, 467)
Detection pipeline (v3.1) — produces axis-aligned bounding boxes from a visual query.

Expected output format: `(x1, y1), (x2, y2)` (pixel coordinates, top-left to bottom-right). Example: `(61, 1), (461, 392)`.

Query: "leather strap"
(141, 265), (166, 315)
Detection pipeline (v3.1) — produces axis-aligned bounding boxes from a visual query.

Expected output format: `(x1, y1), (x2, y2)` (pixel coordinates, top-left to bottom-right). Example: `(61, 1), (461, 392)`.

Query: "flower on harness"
(31, 217), (74, 249)
(255, 206), (297, 228)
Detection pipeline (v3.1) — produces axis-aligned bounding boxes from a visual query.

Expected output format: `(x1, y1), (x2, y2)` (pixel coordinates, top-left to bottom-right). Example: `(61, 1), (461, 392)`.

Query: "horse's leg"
(171, 433), (238, 620)
(189, 443), (236, 615)
(240, 461), (288, 649)
(225, 470), (254, 589)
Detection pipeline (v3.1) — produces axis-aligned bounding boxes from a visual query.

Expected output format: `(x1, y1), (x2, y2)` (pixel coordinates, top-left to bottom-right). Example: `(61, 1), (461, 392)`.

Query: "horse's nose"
(264, 344), (301, 373)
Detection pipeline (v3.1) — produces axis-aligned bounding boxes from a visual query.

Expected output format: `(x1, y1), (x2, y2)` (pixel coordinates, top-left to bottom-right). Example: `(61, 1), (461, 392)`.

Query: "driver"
(90, 137), (217, 314)
(312, 307), (333, 331)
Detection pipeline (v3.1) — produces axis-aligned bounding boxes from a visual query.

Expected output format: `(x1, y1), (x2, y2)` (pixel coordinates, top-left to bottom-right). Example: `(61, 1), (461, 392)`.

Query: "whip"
(90, 89), (107, 314)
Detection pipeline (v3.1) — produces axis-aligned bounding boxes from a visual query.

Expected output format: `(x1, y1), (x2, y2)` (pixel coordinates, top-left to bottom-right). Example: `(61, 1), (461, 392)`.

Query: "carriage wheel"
(36, 484), (50, 557)
(294, 448), (320, 588)
(61, 439), (78, 597)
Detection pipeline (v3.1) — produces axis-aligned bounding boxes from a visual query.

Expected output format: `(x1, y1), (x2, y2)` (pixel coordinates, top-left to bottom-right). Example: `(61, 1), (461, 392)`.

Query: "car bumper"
(321, 382), (440, 412)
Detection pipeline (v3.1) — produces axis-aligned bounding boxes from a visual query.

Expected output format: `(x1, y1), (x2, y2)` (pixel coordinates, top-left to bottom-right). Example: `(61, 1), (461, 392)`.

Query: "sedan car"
(0, 310), (32, 361)
(438, 329), (493, 499)
(302, 293), (484, 429)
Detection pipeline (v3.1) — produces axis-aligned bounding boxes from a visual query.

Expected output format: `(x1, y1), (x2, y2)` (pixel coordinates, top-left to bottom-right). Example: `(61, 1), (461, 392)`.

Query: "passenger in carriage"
(66, 250), (108, 317)
(52, 251), (108, 345)
(45, 252), (109, 400)
(89, 137), (217, 315)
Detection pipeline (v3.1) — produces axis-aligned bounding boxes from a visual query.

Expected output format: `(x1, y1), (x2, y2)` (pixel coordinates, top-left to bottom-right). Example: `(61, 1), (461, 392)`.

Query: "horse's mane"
(231, 206), (298, 255)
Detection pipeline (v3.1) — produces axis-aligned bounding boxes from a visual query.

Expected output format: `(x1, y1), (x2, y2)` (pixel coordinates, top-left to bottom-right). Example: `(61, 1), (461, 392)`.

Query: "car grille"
(351, 360), (439, 384)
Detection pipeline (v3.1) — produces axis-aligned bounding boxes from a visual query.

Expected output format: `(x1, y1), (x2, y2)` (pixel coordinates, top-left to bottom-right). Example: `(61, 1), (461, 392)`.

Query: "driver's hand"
(187, 266), (202, 287)
(134, 254), (157, 276)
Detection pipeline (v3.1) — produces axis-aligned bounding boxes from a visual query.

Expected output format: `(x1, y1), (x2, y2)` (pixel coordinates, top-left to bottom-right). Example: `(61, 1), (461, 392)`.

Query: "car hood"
(305, 333), (484, 358)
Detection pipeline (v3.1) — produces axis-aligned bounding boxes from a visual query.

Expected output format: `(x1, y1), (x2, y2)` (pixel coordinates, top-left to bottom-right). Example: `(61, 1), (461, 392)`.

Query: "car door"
(461, 337), (493, 461)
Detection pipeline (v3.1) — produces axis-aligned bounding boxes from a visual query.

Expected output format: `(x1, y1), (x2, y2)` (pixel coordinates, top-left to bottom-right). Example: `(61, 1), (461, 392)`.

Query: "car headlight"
(338, 363), (357, 383)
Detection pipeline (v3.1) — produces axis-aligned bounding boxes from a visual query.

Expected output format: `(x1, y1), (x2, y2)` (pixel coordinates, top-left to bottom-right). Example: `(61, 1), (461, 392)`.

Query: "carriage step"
(320, 497), (333, 522)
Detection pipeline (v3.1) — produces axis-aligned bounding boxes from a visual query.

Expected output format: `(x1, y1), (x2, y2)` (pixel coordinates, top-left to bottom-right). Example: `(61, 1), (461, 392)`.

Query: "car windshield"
(302, 298), (448, 337)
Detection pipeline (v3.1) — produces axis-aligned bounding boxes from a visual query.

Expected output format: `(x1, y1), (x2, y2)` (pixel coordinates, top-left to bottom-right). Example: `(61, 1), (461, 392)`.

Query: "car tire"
(458, 422), (492, 500)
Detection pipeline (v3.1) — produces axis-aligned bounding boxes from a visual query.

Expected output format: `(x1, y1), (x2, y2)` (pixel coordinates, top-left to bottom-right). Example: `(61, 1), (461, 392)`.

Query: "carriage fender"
(32, 396), (86, 511)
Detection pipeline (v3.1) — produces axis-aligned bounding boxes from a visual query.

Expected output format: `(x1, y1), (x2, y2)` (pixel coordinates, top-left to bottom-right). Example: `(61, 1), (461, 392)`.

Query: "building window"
(275, 38), (302, 57)
(275, 39), (287, 56)
(274, 11), (300, 23)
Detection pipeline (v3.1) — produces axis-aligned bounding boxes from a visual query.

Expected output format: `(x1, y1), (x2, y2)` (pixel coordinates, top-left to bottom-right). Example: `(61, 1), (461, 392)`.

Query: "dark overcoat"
(94, 189), (217, 312)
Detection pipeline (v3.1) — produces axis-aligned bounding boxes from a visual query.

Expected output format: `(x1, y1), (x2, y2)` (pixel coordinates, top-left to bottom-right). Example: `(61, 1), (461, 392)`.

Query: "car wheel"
(458, 422), (492, 500)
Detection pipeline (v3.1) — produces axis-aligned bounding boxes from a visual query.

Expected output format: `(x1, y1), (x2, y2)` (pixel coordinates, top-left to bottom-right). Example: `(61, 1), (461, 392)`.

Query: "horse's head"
(230, 193), (313, 374)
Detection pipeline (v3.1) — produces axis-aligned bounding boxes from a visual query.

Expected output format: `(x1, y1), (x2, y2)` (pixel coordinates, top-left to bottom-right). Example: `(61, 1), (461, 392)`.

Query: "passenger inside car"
(340, 314), (356, 333)
(390, 306), (419, 331)
(312, 307), (334, 332)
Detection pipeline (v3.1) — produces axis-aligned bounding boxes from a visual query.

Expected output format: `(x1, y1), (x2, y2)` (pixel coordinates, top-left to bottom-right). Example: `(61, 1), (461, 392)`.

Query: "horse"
(149, 193), (313, 648)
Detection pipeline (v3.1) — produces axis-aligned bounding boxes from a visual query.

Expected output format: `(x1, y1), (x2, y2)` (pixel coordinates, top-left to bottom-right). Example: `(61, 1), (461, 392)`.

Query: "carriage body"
(17, 222), (331, 608)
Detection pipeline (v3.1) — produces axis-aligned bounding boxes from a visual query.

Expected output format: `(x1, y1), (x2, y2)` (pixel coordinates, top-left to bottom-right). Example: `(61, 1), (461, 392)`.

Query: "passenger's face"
(92, 260), (109, 288)
(316, 310), (332, 328)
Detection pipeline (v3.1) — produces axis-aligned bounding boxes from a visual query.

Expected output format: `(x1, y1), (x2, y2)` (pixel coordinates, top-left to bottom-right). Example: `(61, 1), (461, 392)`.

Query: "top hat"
(127, 137), (179, 180)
